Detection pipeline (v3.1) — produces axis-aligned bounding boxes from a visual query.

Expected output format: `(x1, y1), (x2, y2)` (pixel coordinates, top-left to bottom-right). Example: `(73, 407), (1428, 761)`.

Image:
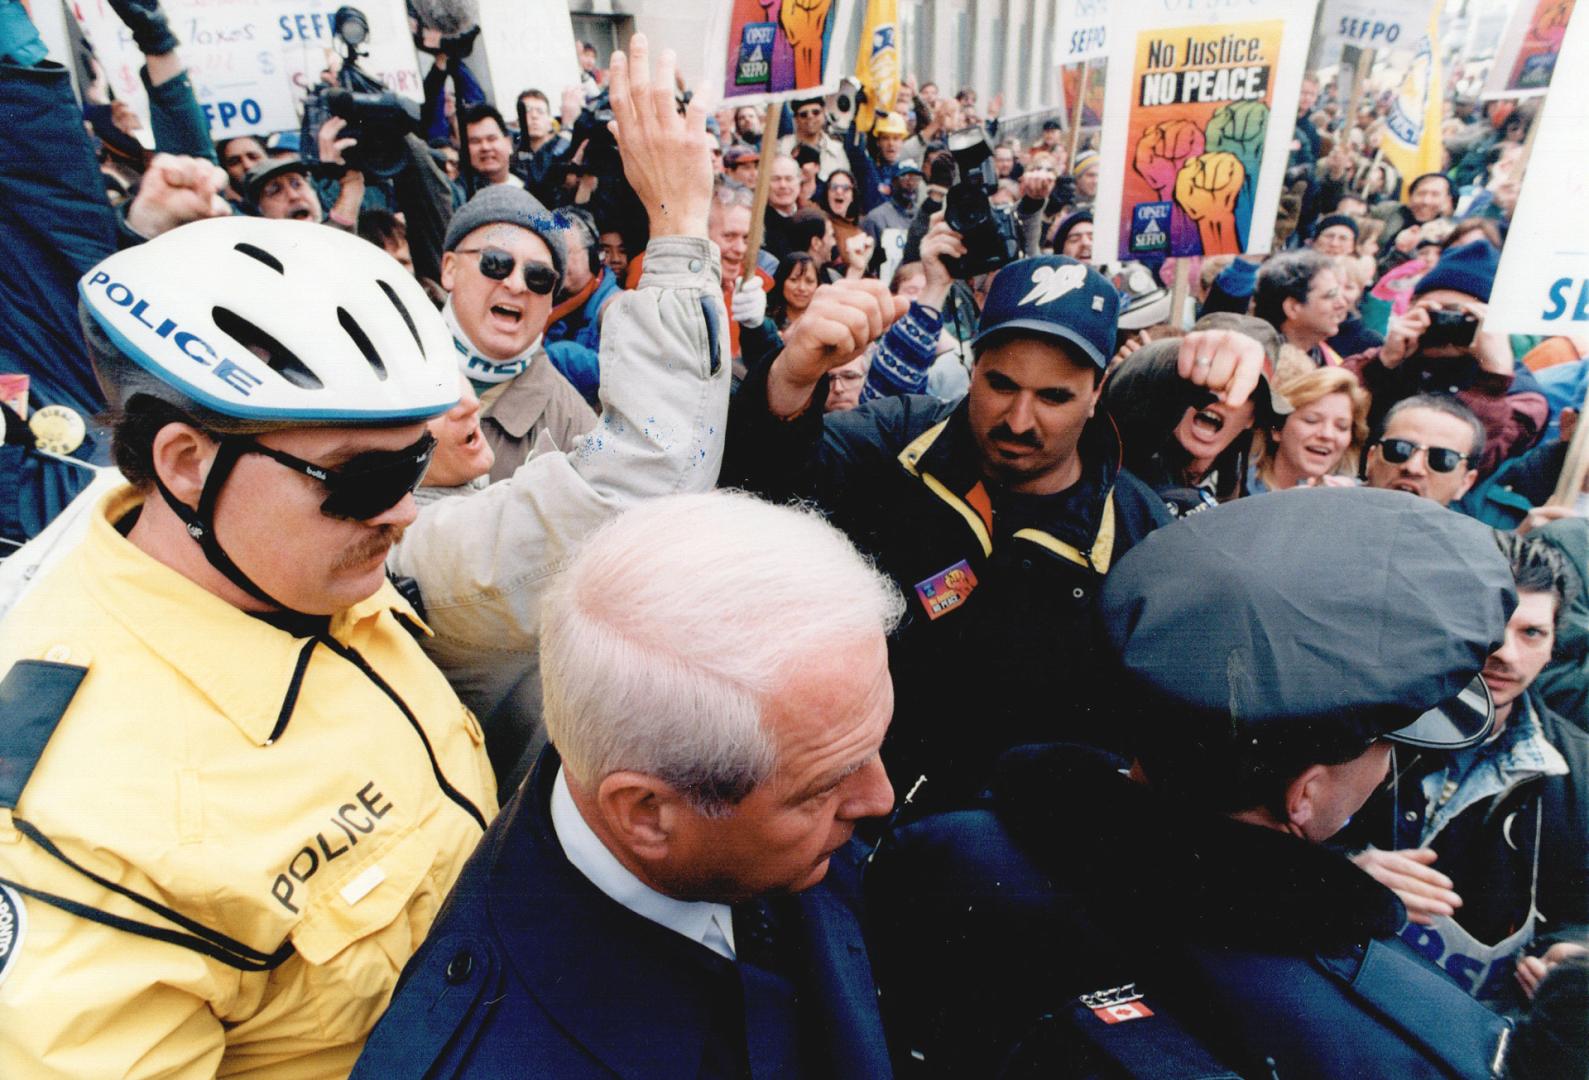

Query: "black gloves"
(107, 0), (179, 56)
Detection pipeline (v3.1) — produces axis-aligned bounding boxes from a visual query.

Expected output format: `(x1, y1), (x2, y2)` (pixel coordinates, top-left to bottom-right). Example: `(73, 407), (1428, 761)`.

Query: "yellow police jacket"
(0, 487), (498, 1079)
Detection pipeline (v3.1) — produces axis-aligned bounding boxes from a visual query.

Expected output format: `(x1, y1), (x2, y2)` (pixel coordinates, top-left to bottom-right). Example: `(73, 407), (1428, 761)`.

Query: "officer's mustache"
(333, 525), (406, 571)
(988, 424), (1042, 448)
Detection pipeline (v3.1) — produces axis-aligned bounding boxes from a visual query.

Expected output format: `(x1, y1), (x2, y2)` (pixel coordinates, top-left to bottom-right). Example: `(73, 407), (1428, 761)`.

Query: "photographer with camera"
(1343, 240), (1548, 477)
(246, 137), (365, 231)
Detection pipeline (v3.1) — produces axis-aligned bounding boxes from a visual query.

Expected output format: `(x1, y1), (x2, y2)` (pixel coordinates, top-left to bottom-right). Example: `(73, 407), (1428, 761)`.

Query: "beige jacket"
(477, 349), (598, 484)
(388, 236), (730, 781)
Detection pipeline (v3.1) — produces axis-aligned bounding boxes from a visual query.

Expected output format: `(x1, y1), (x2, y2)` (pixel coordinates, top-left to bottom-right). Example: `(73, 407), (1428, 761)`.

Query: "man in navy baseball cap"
(723, 247), (1272, 818)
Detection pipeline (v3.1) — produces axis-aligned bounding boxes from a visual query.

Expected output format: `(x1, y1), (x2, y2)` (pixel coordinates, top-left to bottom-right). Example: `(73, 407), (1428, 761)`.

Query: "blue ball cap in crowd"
(972, 256), (1120, 370)
(1100, 487), (1514, 762)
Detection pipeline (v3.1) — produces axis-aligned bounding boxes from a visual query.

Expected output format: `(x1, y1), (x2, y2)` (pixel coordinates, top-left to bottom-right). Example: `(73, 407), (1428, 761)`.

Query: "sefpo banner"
(701, 0), (859, 109)
(1316, 0), (1439, 59)
(1091, 0), (1320, 263)
(1485, 5), (1589, 335)
(1056, 0), (1110, 67)
(69, 0), (421, 140)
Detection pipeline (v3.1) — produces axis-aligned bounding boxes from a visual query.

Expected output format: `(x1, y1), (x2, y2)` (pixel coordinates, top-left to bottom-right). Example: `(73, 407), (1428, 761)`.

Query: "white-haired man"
(355, 491), (902, 1078)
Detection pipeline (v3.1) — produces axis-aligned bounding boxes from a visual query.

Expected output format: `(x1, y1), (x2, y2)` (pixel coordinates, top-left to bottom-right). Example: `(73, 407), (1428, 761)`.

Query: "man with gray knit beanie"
(440, 184), (596, 481)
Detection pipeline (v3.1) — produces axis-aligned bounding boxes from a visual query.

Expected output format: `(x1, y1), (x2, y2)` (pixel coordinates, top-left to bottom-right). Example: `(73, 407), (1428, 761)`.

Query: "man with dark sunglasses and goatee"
(439, 184), (598, 482)
(0, 35), (728, 1076)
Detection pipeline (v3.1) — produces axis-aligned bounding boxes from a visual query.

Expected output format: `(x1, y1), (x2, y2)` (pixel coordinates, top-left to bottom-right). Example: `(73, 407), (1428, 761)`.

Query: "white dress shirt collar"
(550, 765), (737, 960)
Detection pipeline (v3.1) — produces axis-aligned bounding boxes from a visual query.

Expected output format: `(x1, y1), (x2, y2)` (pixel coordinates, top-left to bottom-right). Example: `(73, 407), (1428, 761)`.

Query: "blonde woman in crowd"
(1249, 366), (1370, 492)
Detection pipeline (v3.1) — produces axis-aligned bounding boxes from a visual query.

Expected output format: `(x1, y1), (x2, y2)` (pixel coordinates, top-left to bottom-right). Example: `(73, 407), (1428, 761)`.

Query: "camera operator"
(250, 111), (453, 287)
(1343, 240), (1547, 477)
(246, 144), (363, 231)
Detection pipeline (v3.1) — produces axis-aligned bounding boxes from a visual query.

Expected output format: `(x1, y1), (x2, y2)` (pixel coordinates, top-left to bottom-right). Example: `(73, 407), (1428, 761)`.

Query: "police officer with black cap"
(723, 255), (1270, 819)
(867, 488), (1518, 1079)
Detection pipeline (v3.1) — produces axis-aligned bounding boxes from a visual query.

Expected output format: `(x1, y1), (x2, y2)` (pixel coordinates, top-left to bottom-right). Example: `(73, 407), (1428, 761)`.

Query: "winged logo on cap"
(1018, 264), (1088, 308)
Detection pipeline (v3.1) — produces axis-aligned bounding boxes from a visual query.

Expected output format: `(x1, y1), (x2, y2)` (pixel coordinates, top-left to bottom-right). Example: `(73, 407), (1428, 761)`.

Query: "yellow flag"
(1379, 0), (1446, 198)
(853, 0), (899, 134)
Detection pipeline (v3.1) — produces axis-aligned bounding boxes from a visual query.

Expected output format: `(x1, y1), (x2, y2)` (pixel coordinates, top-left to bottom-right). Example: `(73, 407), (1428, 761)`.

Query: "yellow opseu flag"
(854, 0), (899, 134)
(1379, 0), (1447, 198)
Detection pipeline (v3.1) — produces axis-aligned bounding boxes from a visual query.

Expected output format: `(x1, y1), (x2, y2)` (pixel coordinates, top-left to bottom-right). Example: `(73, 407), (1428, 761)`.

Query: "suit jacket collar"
(486, 748), (891, 1080)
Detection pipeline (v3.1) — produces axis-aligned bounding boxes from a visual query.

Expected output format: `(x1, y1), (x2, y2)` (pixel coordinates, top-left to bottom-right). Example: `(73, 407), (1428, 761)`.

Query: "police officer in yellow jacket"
(0, 216), (499, 1078)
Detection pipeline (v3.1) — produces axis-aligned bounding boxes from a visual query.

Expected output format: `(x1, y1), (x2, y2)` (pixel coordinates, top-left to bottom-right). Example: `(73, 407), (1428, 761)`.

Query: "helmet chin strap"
(150, 437), (310, 616)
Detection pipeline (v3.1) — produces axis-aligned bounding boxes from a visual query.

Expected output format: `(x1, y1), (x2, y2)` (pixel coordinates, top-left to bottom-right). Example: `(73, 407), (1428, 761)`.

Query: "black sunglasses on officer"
(240, 432), (437, 520)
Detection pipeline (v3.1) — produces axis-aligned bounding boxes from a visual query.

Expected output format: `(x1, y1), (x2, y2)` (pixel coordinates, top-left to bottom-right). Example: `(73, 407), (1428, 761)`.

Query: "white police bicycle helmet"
(77, 218), (460, 613)
(80, 216), (457, 425)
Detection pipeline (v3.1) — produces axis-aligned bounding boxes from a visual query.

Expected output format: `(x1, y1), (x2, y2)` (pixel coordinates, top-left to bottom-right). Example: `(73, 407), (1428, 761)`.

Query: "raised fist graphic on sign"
(1175, 151), (1245, 254)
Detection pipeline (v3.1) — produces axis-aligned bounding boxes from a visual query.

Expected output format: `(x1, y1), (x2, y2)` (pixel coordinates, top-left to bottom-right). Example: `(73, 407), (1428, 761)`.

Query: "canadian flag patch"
(1093, 1001), (1154, 1024)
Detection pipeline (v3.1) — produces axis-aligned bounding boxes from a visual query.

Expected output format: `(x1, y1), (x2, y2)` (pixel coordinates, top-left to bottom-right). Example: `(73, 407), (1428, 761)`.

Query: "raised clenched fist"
(1205, 101), (1268, 166)
(1205, 101), (1268, 246)
(1175, 152), (1245, 255)
(779, 0), (834, 89)
(1133, 119), (1206, 200)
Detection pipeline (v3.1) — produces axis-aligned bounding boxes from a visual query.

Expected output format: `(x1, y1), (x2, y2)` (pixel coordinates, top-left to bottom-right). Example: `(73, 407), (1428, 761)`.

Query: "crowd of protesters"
(1, 0), (1588, 1076)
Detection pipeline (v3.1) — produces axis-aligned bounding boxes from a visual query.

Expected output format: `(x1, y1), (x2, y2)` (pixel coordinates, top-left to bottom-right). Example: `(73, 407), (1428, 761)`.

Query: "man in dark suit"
(354, 484), (904, 1079)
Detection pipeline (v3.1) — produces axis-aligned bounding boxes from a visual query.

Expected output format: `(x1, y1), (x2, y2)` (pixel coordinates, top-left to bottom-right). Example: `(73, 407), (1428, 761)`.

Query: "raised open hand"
(607, 35), (713, 239)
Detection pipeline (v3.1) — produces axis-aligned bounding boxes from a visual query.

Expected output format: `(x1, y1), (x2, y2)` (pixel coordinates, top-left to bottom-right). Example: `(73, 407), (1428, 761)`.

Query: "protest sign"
(1481, 0), (1576, 99)
(1092, 0), (1319, 264)
(1316, 0), (1438, 59)
(273, 0), (421, 104)
(71, 0), (299, 139)
(1485, 5), (1589, 336)
(1056, 0), (1109, 67)
(472, 0), (580, 108)
(1061, 61), (1105, 128)
(68, 0), (419, 141)
(701, 0), (858, 108)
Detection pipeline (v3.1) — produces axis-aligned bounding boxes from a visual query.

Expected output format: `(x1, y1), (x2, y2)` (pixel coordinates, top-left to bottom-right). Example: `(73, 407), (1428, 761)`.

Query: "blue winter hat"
(1413, 239), (1500, 303)
(1311, 213), (1359, 240)
(972, 256), (1119, 370)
